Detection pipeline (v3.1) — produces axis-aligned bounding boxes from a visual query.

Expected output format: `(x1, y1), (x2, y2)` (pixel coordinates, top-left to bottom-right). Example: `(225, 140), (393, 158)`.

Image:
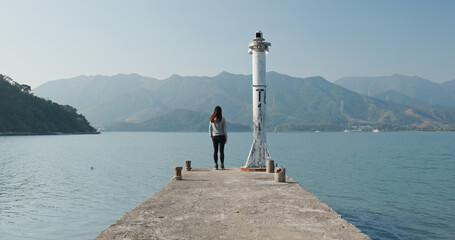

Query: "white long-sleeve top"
(209, 118), (227, 138)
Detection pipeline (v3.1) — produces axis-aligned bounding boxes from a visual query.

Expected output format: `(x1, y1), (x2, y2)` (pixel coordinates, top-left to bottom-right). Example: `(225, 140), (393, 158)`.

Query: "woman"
(209, 106), (227, 170)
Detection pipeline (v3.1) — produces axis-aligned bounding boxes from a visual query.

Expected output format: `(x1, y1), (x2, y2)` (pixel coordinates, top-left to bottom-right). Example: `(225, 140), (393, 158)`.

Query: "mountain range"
(33, 72), (455, 131)
(336, 74), (455, 107)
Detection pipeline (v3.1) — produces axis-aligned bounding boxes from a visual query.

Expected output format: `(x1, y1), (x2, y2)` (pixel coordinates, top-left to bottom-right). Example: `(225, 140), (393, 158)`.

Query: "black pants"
(212, 135), (226, 164)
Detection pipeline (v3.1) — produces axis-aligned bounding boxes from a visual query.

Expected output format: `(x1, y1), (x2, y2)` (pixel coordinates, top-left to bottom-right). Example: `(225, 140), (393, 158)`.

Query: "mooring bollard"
(266, 159), (275, 173)
(174, 166), (183, 180)
(275, 167), (286, 182)
(185, 161), (192, 171)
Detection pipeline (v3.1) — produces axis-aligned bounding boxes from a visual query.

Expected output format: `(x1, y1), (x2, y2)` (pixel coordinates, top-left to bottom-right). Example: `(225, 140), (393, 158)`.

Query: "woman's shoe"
(221, 163), (225, 170)
(215, 163), (218, 170)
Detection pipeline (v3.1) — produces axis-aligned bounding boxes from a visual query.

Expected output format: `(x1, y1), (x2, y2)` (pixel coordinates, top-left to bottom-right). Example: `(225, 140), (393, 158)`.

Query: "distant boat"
(315, 130), (320, 133)
(344, 129), (350, 133)
(372, 129), (380, 133)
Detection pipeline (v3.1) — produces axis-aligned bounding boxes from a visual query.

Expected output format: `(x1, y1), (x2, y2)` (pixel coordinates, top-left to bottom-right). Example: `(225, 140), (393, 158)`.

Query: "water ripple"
(1, 132), (454, 240)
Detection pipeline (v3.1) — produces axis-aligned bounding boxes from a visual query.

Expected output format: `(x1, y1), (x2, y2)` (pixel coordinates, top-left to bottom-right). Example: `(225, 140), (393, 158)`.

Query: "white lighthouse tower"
(243, 30), (272, 169)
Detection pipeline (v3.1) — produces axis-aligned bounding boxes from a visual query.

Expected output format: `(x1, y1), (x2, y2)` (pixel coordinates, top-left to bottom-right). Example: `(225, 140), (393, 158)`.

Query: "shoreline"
(0, 131), (101, 136)
(97, 129), (455, 133)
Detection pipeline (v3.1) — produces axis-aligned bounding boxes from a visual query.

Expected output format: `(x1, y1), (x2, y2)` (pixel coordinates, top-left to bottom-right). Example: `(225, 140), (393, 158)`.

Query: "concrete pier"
(96, 168), (369, 240)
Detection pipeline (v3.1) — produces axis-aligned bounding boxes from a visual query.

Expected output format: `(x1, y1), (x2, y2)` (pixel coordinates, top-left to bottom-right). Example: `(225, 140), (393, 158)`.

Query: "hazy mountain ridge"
(34, 73), (162, 110)
(34, 72), (253, 127)
(335, 74), (455, 107)
(442, 79), (455, 89)
(33, 72), (455, 131)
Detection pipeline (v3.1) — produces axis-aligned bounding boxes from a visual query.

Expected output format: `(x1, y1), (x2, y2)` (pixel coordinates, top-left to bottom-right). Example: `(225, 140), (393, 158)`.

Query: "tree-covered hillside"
(0, 74), (97, 135)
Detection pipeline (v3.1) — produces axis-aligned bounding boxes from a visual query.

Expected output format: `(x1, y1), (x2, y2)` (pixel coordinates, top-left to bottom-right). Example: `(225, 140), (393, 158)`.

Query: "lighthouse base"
(244, 139), (271, 169)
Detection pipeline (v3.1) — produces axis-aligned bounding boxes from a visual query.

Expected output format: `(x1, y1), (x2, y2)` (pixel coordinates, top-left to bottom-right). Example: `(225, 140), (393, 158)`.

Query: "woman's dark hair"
(210, 106), (222, 123)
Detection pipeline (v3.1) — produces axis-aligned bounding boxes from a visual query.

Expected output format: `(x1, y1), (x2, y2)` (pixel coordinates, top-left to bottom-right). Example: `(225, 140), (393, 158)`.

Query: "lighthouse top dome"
(249, 30), (271, 53)
(254, 30), (265, 42)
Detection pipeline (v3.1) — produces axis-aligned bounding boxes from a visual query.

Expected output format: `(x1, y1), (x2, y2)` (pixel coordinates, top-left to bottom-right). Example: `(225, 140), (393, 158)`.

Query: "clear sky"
(1, 0), (454, 87)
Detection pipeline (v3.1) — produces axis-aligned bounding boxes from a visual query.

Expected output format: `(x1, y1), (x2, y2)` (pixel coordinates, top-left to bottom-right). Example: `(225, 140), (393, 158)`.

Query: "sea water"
(0, 132), (454, 239)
